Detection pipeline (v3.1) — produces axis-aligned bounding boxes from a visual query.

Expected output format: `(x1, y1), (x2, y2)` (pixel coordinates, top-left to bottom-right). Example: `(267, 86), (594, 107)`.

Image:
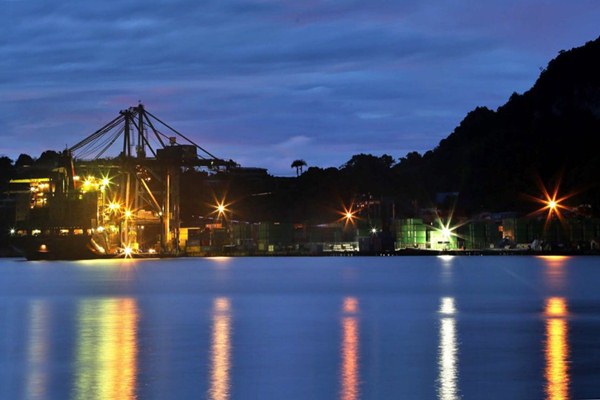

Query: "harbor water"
(1, 255), (600, 399)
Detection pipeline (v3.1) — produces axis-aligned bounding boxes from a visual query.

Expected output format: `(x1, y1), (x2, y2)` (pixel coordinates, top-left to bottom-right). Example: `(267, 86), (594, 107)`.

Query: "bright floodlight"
(441, 227), (452, 239)
(214, 200), (229, 218)
(124, 245), (133, 258)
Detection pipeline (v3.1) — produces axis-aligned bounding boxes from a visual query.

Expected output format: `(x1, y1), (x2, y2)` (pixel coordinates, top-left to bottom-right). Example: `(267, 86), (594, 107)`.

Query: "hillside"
(393, 36), (600, 214)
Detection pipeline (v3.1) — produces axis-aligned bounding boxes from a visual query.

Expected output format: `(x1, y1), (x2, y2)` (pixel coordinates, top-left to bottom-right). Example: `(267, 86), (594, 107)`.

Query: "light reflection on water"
(340, 297), (359, 400)
(539, 255), (569, 291)
(208, 297), (232, 400)
(26, 300), (49, 400)
(73, 298), (138, 400)
(545, 297), (570, 400)
(2, 257), (600, 399)
(438, 297), (459, 400)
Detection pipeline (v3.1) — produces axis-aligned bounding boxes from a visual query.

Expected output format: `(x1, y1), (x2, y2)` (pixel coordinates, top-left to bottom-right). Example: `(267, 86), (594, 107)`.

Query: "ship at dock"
(8, 104), (233, 260)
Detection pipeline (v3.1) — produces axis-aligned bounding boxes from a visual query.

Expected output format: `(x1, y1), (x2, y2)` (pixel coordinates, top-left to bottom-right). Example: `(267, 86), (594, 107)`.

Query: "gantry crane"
(66, 104), (234, 255)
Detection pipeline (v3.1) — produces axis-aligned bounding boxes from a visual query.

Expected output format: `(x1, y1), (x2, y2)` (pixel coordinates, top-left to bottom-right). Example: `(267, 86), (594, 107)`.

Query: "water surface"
(1, 255), (600, 399)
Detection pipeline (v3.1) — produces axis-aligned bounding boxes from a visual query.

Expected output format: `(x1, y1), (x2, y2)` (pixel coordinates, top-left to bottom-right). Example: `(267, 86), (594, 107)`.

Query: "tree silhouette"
(291, 159), (307, 176)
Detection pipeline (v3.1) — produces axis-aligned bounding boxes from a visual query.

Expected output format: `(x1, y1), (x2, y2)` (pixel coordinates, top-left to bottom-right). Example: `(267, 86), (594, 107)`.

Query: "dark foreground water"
(1, 256), (600, 399)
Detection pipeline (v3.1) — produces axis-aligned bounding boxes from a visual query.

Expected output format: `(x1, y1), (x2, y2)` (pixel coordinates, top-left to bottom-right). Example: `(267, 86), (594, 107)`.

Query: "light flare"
(525, 175), (578, 231)
(338, 203), (359, 227)
(211, 196), (231, 220)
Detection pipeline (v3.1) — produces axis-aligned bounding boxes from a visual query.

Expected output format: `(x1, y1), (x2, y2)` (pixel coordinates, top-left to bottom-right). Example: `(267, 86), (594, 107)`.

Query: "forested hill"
(394, 36), (600, 214)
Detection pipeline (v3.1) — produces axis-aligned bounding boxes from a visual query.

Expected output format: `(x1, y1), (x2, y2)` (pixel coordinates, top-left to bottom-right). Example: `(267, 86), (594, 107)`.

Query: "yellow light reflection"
(209, 297), (232, 400)
(340, 297), (359, 400)
(73, 298), (138, 400)
(437, 297), (459, 400)
(26, 300), (49, 400)
(545, 297), (570, 400)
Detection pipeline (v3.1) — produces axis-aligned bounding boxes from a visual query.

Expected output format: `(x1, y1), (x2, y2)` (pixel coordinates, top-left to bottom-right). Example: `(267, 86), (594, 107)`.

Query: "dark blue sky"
(1, 1), (599, 175)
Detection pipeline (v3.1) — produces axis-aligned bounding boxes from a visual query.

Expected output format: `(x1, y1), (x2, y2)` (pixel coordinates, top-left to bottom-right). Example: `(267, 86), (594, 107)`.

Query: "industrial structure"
(8, 104), (233, 259)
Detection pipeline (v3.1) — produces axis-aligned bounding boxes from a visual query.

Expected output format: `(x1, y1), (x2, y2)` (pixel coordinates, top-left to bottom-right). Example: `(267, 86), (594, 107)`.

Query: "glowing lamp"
(124, 246), (133, 258)
(441, 227), (452, 240)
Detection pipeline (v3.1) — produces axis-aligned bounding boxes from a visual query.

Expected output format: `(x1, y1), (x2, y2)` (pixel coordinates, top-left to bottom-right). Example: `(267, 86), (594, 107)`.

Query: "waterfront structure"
(6, 104), (233, 259)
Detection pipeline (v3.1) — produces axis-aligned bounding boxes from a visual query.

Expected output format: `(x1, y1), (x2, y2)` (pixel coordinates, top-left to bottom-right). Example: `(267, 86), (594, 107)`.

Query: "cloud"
(1, 0), (599, 175)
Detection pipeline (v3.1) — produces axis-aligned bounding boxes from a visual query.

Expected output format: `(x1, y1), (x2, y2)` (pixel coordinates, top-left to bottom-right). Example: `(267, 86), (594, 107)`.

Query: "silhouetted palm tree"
(291, 159), (307, 176)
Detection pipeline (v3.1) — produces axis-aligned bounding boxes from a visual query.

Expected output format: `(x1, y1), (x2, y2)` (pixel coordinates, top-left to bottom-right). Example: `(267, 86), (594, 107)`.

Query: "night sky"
(1, 1), (599, 176)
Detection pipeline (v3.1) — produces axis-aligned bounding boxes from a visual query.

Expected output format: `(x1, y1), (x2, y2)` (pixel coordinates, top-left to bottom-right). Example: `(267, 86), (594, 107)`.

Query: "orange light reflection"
(340, 297), (359, 400)
(538, 255), (569, 268)
(209, 297), (232, 400)
(539, 256), (569, 291)
(544, 297), (570, 400)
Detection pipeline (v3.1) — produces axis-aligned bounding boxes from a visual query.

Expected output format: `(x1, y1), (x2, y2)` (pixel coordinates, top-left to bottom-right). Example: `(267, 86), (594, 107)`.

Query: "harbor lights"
(107, 201), (122, 214)
(526, 176), (578, 232)
(212, 198), (231, 221)
(99, 173), (112, 190)
(431, 218), (463, 251)
(339, 204), (358, 227)
(123, 244), (134, 259)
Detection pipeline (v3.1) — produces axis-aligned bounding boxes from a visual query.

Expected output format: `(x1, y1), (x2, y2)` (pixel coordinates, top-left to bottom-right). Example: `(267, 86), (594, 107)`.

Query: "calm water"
(1, 256), (600, 399)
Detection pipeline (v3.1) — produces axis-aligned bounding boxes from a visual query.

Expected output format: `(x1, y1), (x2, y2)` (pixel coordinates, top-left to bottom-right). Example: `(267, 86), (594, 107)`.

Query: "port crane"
(65, 103), (234, 255)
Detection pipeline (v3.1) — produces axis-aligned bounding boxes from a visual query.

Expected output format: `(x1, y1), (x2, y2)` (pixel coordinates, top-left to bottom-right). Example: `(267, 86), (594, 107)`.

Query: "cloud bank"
(1, 0), (599, 175)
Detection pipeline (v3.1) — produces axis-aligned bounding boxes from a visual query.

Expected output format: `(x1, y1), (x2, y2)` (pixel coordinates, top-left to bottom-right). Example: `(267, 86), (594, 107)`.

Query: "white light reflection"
(208, 297), (232, 400)
(437, 297), (460, 400)
(438, 255), (455, 263)
(439, 255), (455, 286)
(26, 300), (49, 400)
(439, 297), (456, 316)
(340, 297), (360, 400)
